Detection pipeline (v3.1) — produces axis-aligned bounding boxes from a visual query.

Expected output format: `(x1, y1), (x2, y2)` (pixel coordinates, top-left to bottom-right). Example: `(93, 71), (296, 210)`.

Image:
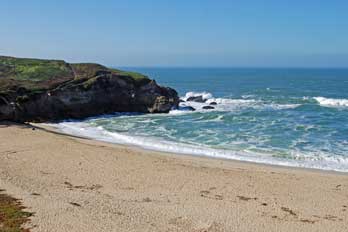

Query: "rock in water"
(186, 95), (206, 103)
(0, 56), (179, 122)
(202, 106), (215, 110)
(180, 106), (196, 111)
(209, 102), (217, 105)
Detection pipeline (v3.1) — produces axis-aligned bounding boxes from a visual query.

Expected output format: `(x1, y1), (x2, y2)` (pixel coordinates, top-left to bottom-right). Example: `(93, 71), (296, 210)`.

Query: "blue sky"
(1, 0), (347, 67)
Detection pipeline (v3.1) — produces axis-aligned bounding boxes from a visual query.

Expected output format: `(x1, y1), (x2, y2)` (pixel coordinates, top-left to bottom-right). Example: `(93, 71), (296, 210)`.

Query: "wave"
(182, 91), (213, 101)
(266, 104), (301, 110)
(45, 90), (348, 173)
(175, 91), (300, 114)
(50, 121), (348, 172)
(314, 97), (348, 108)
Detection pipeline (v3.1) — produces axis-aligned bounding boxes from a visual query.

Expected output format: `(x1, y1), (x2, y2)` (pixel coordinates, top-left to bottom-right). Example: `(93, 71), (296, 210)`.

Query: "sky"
(1, 0), (348, 67)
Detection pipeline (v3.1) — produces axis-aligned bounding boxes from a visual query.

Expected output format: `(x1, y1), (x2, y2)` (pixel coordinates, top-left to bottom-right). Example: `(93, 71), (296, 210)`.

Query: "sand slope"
(0, 123), (347, 231)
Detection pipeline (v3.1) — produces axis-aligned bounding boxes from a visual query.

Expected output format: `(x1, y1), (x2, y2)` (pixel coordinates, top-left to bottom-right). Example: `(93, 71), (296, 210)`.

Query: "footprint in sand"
(69, 202), (82, 207)
(281, 207), (297, 217)
(64, 181), (103, 191)
(199, 190), (224, 200)
(237, 195), (257, 201)
(142, 197), (152, 203)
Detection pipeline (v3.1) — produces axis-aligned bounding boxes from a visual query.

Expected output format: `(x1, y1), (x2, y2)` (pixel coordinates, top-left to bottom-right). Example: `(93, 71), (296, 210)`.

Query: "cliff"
(0, 56), (179, 122)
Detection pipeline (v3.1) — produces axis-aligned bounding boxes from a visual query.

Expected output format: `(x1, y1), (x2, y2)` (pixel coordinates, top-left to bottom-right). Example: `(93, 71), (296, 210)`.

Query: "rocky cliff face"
(0, 56), (179, 122)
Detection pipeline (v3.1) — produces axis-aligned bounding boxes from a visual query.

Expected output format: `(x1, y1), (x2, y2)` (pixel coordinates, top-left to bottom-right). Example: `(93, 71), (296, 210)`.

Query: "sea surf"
(51, 68), (348, 172)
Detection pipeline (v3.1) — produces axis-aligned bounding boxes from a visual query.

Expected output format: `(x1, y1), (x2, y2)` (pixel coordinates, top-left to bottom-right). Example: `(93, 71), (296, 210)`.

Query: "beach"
(0, 122), (347, 231)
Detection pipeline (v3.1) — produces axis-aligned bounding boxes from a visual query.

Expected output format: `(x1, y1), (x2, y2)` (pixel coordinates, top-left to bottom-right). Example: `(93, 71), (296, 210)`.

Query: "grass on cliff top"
(71, 63), (108, 79)
(0, 189), (33, 232)
(0, 56), (149, 83)
(70, 63), (149, 83)
(0, 56), (72, 82)
(113, 70), (145, 81)
(71, 65), (150, 89)
(111, 69), (150, 85)
(0, 56), (151, 95)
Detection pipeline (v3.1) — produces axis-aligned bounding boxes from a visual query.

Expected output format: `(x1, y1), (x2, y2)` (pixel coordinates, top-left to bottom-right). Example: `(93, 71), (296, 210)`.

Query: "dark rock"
(0, 56), (179, 122)
(180, 106), (196, 111)
(209, 102), (217, 105)
(179, 99), (185, 103)
(202, 106), (215, 110)
(186, 96), (206, 103)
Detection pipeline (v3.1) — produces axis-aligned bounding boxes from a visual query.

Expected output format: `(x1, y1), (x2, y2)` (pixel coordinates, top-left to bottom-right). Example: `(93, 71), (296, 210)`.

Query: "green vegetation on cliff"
(0, 56), (178, 122)
(111, 69), (151, 86)
(0, 56), (72, 82)
(0, 56), (150, 95)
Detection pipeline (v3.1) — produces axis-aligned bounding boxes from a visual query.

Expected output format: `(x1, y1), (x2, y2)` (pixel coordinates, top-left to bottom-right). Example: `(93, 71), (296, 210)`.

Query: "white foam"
(182, 91), (213, 101)
(266, 104), (301, 110)
(175, 91), (300, 113)
(314, 97), (348, 108)
(206, 98), (258, 105)
(168, 109), (190, 115)
(49, 121), (348, 172)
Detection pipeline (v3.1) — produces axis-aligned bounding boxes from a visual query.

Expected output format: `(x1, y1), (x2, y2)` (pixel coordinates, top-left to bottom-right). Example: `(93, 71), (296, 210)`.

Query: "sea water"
(54, 68), (348, 172)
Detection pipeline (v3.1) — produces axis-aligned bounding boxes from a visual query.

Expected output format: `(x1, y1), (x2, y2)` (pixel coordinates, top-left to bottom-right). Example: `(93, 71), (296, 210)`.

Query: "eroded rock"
(186, 96), (206, 103)
(0, 56), (179, 122)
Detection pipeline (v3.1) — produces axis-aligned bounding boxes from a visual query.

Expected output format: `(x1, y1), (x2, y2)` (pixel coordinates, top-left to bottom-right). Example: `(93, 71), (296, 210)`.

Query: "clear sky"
(1, 0), (347, 67)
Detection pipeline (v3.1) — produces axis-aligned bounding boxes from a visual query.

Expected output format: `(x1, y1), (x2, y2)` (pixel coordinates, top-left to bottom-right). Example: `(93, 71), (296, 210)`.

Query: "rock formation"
(0, 56), (179, 122)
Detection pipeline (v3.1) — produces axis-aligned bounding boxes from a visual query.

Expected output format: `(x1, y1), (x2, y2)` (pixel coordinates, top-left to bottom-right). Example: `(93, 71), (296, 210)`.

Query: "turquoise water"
(56, 68), (348, 172)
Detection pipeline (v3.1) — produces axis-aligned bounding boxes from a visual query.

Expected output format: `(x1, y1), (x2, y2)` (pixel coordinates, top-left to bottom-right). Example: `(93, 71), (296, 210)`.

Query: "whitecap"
(314, 97), (348, 108)
(182, 91), (213, 101)
(178, 91), (301, 113)
(266, 104), (301, 110)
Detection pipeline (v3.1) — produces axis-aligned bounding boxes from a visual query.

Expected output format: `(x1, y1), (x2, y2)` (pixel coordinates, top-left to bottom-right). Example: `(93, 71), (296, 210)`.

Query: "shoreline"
(38, 123), (348, 176)
(1, 122), (348, 231)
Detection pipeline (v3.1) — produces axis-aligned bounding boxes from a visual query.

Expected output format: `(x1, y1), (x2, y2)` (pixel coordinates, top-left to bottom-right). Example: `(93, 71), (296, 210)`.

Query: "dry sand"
(0, 122), (348, 232)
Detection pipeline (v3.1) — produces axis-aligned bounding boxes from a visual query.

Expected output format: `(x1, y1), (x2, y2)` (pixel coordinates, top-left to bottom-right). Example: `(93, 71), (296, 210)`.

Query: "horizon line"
(117, 66), (348, 69)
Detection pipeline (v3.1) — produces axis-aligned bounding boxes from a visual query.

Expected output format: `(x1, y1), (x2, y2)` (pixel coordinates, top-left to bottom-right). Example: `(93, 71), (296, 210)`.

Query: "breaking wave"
(48, 88), (348, 173)
(314, 97), (348, 108)
(175, 91), (301, 113)
(51, 121), (348, 172)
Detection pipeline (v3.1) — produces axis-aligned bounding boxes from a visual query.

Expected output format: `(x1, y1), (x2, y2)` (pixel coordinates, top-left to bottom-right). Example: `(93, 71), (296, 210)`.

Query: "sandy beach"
(0, 122), (347, 232)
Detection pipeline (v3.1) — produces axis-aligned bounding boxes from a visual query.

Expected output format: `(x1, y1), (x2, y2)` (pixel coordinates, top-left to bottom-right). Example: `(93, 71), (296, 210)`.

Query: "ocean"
(53, 68), (348, 172)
